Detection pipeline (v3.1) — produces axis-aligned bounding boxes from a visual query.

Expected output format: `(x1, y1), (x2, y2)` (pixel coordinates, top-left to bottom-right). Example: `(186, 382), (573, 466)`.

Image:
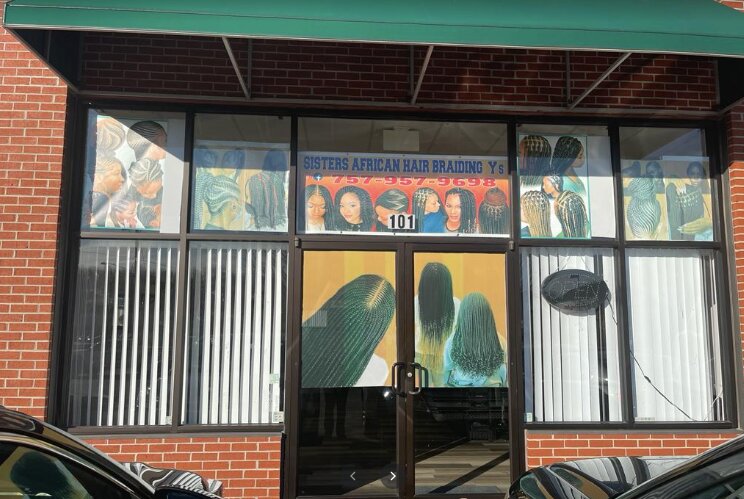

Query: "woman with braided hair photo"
(335, 185), (375, 232)
(411, 187), (446, 233)
(193, 170), (243, 230)
(520, 190), (552, 237)
(550, 135), (587, 196)
(444, 187), (477, 234)
(443, 292), (507, 387)
(245, 149), (289, 231)
(554, 190), (589, 238)
(478, 187), (510, 235)
(414, 262), (459, 386)
(301, 274), (396, 388)
(518, 135), (552, 187)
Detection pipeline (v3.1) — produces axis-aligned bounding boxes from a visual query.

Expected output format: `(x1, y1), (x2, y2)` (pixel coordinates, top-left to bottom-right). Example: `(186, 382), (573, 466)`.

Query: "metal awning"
(4, 0), (744, 58)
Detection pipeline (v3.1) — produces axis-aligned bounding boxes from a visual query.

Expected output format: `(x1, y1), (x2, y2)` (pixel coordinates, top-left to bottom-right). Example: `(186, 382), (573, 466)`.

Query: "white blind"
(522, 247), (622, 422)
(69, 241), (179, 427)
(627, 249), (724, 422)
(183, 242), (287, 425)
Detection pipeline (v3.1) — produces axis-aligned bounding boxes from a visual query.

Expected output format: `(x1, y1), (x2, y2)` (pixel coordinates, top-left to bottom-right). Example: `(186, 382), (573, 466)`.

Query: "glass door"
(407, 248), (511, 496)
(293, 244), (512, 498)
(296, 247), (403, 497)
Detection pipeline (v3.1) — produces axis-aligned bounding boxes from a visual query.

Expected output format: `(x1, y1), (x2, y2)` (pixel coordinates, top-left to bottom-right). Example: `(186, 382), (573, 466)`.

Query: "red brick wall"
(86, 435), (281, 499)
(525, 432), (740, 468)
(80, 33), (717, 111)
(0, 5), (66, 420)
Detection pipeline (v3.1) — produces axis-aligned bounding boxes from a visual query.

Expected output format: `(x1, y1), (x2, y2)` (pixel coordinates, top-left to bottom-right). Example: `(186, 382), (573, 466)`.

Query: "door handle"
(391, 362), (406, 396)
(408, 362), (424, 395)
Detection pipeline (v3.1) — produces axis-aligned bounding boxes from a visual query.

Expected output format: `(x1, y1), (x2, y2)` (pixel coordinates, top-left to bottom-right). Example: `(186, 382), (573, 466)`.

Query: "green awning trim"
(5, 0), (744, 58)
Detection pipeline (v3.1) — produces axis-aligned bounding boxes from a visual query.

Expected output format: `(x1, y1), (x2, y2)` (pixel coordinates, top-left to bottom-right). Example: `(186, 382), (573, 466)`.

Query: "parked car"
(509, 434), (744, 498)
(0, 406), (222, 498)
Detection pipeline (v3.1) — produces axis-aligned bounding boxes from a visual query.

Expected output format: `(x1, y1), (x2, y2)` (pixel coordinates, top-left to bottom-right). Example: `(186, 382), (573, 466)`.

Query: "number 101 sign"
(387, 214), (416, 231)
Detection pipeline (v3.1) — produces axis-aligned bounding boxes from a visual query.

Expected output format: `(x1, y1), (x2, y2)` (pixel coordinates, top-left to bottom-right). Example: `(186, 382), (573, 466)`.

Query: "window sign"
(622, 159), (713, 241)
(191, 142), (290, 232)
(82, 112), (185, 233)
(299, 152), (510, 236)
(518, 134), (592, 239)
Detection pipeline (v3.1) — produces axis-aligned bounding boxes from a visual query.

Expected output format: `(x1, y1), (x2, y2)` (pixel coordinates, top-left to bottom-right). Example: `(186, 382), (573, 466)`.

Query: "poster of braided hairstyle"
(478, 187), (510, 235)
(519, 134), (591, 238)
(334, 185), (375, 232)
(622, 159), (712, 241)
(554, 190), (588, 238)
(520, 190), (552, 238)
(448, 292), (505, 381)
(417, 263), (455, 380)
(444, 187), (477, 234)
(84, 114), (178, 231)
(302, 274), (395, 388)
(192, 145), (290, 232)
(518, 135), (552, 186)
(246, 149), (288, 231)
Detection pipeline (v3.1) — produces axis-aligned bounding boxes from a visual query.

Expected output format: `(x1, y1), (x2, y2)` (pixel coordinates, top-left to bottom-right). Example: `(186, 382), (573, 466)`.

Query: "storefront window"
(68, 240), (179, 427)
(183, 242), (287, 424)
(82, 110), (186, 233)
(191, 114), (290, 232)
(627, 248), (725, 422)
(521, 247), (622, 422)
(298, 118), (510, 236)
(517, 125), (614, 239)
(620, 127), (715, 241)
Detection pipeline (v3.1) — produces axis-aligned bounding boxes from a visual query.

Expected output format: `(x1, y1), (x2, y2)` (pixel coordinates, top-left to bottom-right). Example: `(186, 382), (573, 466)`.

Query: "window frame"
(50, 100), (739, 434)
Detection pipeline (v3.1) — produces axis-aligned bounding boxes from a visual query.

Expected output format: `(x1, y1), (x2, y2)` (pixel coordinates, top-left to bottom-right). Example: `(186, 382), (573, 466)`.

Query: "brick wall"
(525, 432), (740, 468)
(81, 33), (717, 111)
(86, 435), (281, 499)
(0, 5), (66, 420)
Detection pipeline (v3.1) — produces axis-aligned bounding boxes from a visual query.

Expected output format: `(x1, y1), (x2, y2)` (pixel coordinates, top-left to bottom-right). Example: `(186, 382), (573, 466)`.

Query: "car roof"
(615, 433), (744, 499)
(0, 406), (154, 496)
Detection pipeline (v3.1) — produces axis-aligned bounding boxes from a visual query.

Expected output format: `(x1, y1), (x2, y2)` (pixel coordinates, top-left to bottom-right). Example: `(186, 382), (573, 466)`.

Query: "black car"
(509, 434), (744, 499)
(0, 406), (221, 498)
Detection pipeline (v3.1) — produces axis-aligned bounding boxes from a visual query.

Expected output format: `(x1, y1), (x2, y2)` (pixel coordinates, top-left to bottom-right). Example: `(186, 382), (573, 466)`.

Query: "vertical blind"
(69, 241), (179, 427)
(183, 242), (287, 425)
(522, 247), (622, 422)
(627, 249), (724, 422)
